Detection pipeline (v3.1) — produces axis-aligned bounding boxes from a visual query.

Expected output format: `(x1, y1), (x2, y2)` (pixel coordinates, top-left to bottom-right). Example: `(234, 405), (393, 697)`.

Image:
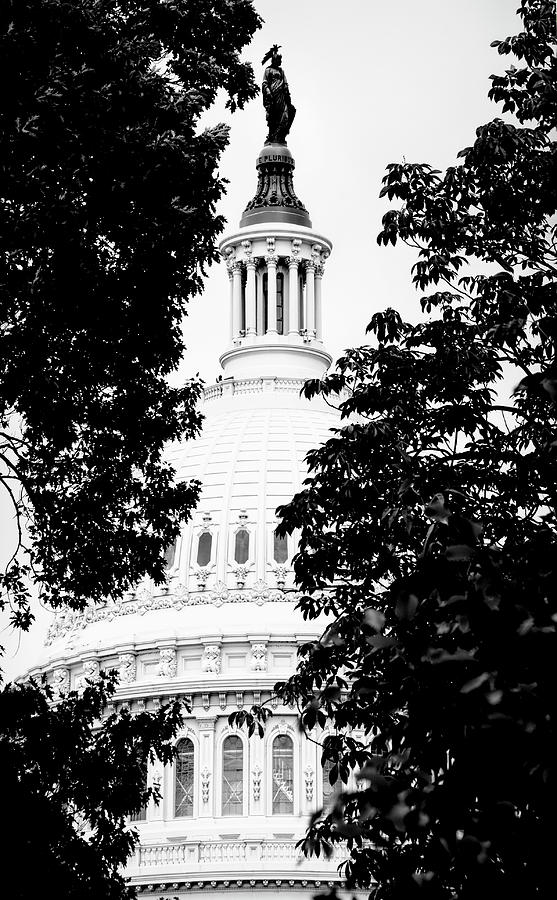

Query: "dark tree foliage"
(0, 0), (261, 626)
(2, 673), (184, 899)
(234, 3), (557, 898)
(0, 3), (261, 896)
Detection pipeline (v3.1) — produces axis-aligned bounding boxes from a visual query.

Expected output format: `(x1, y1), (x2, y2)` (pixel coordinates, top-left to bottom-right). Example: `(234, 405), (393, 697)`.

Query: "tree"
(0, 0), (261, 627)
(0, 3), (261, 897)
(242, 2), (557, 898)
(2, 673), (183, 899)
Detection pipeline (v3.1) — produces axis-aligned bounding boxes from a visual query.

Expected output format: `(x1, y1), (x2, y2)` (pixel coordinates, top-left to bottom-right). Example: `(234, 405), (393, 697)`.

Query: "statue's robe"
(262, 64), (296, 144)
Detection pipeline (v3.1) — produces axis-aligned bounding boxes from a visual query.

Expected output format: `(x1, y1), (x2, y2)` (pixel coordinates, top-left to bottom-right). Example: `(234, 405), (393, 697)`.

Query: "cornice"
(134, 877), (340, 893)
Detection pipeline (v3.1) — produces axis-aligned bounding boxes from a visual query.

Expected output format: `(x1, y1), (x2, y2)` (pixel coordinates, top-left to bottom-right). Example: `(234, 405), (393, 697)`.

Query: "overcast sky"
(179, 0), (520, 382)
(2, 0), (521, 679)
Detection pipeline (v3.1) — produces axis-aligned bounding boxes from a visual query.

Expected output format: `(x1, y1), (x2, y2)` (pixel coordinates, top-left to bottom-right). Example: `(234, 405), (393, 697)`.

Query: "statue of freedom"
(261, 45), (296, 144)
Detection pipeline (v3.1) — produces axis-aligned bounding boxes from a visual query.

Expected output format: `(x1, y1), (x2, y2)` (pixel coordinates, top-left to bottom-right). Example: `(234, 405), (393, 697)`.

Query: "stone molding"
(45, 584), (305, 646)
(203, 376), (307, 402)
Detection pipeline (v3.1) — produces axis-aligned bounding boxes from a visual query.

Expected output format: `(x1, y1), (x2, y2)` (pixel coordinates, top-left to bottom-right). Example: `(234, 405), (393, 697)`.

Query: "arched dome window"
(272, 734), (294, 814)
(222, 735), (243, 815)
(196, 532), (212, 567)
(175, 738), (194, 817)
(234, 529), (250, 565)
(273, 532), (288, 564)
(322, 756), (341, 807)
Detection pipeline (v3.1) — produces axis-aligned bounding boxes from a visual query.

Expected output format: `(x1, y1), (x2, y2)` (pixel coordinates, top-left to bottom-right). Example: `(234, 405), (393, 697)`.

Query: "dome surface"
(39, 378), (338, 663)
(32, 134), (361, 897)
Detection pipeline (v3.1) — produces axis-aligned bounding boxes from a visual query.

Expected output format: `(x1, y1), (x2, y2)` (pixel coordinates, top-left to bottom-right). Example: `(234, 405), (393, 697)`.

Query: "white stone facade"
(32, 139), (359, 897)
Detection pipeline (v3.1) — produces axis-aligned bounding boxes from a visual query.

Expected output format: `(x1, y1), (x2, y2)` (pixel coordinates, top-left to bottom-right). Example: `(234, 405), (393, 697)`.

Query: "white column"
(305, 261), (315, 338)
(287, 257), (300, 335)
(232, 260), (243, 340)
(256, 268), (264, 335)
(266, 254), (278, 335)
(314, 263), (324, 342)
(245, 258), (257, 336)
(226, 265), (234, 341)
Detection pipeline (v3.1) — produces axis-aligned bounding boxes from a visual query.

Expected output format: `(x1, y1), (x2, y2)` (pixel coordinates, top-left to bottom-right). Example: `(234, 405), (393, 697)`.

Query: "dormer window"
(197, 532), (212, 567)
(273, 532), (288, 564)
(234, 529), (250, 565)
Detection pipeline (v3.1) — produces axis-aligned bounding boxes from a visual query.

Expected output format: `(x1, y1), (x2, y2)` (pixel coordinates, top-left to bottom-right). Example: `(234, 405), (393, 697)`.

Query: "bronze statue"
(261, 45), (296, 144)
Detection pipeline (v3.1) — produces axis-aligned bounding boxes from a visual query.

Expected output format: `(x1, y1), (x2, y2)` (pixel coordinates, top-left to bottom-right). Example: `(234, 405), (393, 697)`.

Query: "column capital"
(285, 256), (300, 269)
(231, 259), (243, 272)
(265, 253), (278, 267)
(245, 256), (257, 270)
(314, 262), (324, 277)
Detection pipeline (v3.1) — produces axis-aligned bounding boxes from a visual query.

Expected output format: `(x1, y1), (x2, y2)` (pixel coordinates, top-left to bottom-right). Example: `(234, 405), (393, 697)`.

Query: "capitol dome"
(33, 100), (355, 899)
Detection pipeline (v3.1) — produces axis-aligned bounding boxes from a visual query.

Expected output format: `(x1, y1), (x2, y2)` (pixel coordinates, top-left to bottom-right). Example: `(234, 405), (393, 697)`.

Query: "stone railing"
(134, 838), (346, 874)
(203, 377), (306, 402)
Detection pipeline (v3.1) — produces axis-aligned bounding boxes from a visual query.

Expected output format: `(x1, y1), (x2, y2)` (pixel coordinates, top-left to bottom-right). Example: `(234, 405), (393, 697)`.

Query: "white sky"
(1, 0), (521, 679)
(180, 0), (519, 382)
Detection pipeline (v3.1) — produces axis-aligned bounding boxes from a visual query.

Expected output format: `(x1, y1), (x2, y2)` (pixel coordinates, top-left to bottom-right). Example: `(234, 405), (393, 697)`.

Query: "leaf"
(362, 608), (386, 632)
(395, 593), (419, 621)
(424, 493), (450, 522)
(446, 544), (474, 561)
(460, 672), (490, 693)
(365, 634), (397, 651)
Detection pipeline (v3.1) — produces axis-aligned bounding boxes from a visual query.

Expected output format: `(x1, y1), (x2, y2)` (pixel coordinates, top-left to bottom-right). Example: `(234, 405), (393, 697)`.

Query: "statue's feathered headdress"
(262, 44), (281, 66)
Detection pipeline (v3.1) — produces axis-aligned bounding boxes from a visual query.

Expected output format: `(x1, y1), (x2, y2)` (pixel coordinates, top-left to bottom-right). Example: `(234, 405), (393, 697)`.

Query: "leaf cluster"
(0, 0), (261, 621)
(1, 673), (184, 899)
(271, 3), (557, 898)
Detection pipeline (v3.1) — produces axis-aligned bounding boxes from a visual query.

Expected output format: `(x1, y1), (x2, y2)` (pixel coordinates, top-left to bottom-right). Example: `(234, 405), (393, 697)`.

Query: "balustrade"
(137, 838), (345, 871)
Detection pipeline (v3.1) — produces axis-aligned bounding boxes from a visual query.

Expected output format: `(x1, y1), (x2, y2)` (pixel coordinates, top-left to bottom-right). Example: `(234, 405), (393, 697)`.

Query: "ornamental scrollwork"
(202, 644), (221, 674)
(45, 586), (308, 646)
(196, 566), (211, 591)
(51, 667), (70, 700)
(118, 653), (136, 684)
(251, 643), (267, 671)
(76, 659), (100, 690)
(252, 765), (263, 802)
(304, 765), (314, 802)
(234, 564), (251, 589)
(157, 647), (177, 679)
(201, 767), (211, 804)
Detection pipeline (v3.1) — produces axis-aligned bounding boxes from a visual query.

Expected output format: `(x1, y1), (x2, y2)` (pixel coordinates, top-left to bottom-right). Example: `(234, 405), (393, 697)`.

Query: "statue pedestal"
(240, 143), (311, 229)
